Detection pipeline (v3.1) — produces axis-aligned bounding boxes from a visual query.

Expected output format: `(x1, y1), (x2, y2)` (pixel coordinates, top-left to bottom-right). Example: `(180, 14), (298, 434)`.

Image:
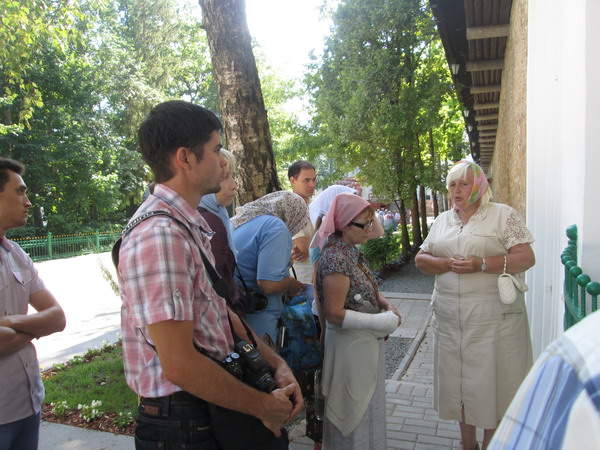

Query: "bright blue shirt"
(232, 215), (292, 342)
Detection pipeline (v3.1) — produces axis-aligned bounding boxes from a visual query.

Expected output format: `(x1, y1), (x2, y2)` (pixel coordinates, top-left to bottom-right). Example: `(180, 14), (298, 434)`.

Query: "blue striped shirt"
(490, 310), (600, 449)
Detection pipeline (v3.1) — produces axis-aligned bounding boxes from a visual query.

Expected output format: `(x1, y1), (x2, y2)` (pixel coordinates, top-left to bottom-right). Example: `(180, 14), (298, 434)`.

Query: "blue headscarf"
(199, 193), (237, 256)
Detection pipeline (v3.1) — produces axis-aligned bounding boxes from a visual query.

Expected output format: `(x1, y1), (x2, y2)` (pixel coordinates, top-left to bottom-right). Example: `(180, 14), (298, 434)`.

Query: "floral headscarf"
(231, 191), (309, 236)
(450, 160), (490, 205)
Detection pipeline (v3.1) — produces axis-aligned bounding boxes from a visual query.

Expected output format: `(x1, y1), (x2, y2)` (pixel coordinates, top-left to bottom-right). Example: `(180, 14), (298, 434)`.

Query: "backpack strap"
(112, 209), (258, 348)
(112, 211), (179, 269)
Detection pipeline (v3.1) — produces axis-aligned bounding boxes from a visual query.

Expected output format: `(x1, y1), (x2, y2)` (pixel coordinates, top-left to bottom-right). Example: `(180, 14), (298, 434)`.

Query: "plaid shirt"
(489, 310), (600, 449)
(118, 184), (234, 398)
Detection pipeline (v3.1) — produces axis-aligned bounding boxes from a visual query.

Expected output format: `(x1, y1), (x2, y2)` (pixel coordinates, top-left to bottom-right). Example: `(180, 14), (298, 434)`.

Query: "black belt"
(139, 391), (208, 417)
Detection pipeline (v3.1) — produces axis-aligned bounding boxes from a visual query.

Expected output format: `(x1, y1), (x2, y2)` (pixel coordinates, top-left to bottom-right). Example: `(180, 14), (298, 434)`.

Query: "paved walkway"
(34, 254), (477, 449)
(34, 252), (122, 369)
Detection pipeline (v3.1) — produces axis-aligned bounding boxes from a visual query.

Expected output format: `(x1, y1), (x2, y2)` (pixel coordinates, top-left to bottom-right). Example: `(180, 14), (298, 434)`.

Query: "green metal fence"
(561, 224), (600, 329)
(12, 230), (121, 262)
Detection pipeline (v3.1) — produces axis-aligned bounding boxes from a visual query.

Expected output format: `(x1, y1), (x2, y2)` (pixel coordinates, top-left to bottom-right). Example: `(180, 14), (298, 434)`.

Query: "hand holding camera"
(220, 340), (277, 393)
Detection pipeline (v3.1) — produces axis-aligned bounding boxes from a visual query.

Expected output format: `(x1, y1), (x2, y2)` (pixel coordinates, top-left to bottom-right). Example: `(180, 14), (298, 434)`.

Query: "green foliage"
(114, 411), (134, 428)
(0, 0), (82, 132)
(360, 229), (402, 270)
(84, 347), (104, 359)
(1, 0), (464, 237)
(306, 0), (466, 203)
(0, 0), (226, 235)
(50, 400), (70, 417)
(43, 344), (138, 416)
(78, 400), (104, 422)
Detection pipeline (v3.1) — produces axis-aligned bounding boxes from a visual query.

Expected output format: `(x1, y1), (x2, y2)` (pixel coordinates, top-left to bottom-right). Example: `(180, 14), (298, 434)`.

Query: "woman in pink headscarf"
(313, 193), (401, 449)
(415, 161), (536, 450)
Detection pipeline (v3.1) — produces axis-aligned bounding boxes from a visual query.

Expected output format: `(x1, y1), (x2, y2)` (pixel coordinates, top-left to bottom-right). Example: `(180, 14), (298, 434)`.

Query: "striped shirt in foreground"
(489, 310), (600, 449)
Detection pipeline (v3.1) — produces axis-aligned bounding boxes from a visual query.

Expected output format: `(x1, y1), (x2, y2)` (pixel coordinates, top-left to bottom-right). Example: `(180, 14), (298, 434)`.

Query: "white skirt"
(323, 339), (387, 450)
(432, 293), (533, 429)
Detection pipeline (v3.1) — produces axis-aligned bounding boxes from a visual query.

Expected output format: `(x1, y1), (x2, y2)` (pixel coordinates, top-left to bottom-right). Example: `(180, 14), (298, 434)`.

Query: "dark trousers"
(135, 392), (218, 450)
(0, 411), (41, 450)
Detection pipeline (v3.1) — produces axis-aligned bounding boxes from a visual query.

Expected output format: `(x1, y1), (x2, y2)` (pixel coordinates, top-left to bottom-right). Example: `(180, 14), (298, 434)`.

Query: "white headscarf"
(309, 185), (357, 227)
(231, 191), (309, 236)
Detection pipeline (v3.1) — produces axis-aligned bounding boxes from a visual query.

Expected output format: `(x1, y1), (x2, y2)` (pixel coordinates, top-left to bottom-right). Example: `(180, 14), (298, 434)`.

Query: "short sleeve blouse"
(316, 235), (381, 314)
(421, 202), (534, 255)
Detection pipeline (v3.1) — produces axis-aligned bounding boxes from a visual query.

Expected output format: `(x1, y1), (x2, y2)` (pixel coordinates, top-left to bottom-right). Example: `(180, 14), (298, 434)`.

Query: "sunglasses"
(350, 219), (375, 230)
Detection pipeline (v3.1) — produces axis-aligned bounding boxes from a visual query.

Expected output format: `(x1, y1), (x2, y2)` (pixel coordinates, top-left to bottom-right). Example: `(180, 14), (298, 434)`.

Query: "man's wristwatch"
(481, 257), (487, 272)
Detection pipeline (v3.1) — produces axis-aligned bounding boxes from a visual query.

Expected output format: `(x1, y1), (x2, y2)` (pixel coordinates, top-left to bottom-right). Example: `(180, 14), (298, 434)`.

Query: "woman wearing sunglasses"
(312, 192), (401, 449)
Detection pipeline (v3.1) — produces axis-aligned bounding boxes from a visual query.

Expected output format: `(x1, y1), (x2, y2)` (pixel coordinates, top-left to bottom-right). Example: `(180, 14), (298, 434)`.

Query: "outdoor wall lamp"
(468, 124), (473, 132)
(464, 109), (470, 117)
(450, 63), (460, 75)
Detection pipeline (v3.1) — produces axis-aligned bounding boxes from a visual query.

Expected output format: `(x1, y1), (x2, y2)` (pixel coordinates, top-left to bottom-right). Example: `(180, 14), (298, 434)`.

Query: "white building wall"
(581, 0), (600, 283)
(526, 0), (589, 357)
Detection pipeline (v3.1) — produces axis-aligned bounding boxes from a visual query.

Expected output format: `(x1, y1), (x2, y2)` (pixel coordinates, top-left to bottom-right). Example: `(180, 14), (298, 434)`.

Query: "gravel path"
(379, 259), (435, 294)
(379, 260), (433, 379)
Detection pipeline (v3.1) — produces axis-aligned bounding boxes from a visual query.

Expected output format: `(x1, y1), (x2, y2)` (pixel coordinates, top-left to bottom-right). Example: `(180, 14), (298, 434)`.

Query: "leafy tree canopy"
(305, 0), (466, 203)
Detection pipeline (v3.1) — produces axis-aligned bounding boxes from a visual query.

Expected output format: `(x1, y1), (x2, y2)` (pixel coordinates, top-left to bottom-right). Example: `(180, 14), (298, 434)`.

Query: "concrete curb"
(391, 303), (432, 382)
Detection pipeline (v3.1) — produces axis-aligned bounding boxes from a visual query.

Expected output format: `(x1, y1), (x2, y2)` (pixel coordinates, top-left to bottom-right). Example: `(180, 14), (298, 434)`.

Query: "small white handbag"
(498, 255), (528, 304)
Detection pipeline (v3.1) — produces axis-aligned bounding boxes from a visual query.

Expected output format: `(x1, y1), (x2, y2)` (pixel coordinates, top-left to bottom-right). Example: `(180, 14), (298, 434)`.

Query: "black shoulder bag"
(234, 262), (269, 314)
(113, 211), (288, 450)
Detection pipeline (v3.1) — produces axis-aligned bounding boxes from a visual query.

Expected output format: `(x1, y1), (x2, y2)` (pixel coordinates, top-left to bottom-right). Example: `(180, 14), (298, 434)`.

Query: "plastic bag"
(280, 293), (322, 372)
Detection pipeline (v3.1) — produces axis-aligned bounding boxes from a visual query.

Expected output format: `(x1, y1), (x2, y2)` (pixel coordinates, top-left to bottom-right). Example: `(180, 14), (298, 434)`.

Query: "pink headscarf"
(453, 160), (489, 205)
(311, 193), (377, 250)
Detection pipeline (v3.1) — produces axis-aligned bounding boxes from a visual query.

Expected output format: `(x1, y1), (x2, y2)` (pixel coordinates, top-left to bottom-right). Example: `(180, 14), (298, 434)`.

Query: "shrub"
(50, 401), (70, 417)
(114, 412), (134, 428)
(360, 229), (402, 270)
(78, 400), (104, 422)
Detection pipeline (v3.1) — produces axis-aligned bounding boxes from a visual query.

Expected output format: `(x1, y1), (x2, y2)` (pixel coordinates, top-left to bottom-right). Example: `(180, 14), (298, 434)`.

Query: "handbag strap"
(113, 210), (258, 349)
(502, 254), (508, 274)
(356, 259), (381, 309)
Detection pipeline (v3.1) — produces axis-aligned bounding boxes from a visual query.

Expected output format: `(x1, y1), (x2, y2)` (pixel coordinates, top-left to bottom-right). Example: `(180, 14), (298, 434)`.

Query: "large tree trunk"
(199, 0), (280, 204)
(396, 199), (411, 261)
(32, 205), (44, 229)
(428, 128), (440, 218)
(419, 184), (428, 239)
(410, 191), (422, 249)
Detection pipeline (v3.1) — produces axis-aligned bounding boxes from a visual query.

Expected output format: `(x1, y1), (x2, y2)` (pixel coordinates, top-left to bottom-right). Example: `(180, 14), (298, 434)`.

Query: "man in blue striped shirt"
(490, 310), (600, 449)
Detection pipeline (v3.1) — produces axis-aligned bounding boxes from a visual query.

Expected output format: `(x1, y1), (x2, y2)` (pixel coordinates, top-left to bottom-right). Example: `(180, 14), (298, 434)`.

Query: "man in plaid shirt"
(117, 101), (303, 448)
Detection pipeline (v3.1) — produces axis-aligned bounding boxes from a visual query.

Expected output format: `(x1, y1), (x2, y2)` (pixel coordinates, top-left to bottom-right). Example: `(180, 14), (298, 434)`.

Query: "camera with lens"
(221, 340), (276, 393)
(220, 351), (244, 380)
(241, 289), (268, 314)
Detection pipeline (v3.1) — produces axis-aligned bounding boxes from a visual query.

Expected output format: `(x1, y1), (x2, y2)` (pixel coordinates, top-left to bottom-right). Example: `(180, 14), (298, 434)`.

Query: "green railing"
(561, 224), (600, 329)
(11, 230), (121, 262)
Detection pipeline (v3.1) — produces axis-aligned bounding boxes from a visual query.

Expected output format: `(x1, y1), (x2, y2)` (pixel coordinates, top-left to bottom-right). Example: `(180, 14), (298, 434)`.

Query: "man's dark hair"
(138, 101), (223, 183)
(287, 160), (315, 179)
(0, 157), (25, 192)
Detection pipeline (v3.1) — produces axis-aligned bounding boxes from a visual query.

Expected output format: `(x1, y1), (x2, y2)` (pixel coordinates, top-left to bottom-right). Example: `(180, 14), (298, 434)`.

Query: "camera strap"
(234, 261), (254, 297)
(112, 210), (259, 349)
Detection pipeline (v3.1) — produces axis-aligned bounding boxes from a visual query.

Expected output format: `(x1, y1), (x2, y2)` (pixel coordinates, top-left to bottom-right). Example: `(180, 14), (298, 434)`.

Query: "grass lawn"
(43, 342), (138, 417)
